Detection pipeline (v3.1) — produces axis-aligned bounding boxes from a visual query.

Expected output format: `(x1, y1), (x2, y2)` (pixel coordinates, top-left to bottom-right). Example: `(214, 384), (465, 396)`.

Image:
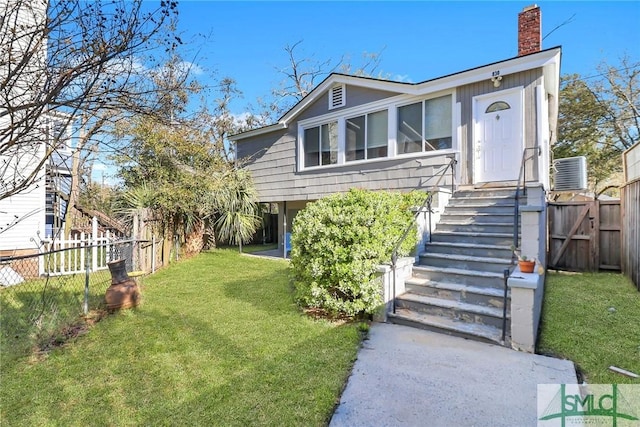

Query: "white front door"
(474, 89), (524, 183)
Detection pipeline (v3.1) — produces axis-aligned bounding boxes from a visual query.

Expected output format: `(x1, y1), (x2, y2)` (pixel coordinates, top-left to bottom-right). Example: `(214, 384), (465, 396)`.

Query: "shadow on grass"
(1, 272), (112, 360)
(2, 302), (360, 427)
(2, 250), (362, 426)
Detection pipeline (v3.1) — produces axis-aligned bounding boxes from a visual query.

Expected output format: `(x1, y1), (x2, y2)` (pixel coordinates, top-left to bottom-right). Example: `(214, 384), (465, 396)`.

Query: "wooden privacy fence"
(621, 143), (640, 290)
(548, 200), (621, 272)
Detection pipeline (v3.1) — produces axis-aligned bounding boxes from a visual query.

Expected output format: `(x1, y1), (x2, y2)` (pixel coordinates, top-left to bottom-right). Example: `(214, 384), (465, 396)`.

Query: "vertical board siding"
(457, 69), (543, 184)
(624, 143), (640, 182)
(621, 180), (640, 290)
(621, 144), (640, 290)
(548, 200), (622, 272)
(598, 201), (621, 269)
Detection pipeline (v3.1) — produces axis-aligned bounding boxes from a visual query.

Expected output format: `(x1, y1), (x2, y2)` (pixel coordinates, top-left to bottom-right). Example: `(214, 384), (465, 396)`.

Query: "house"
(0, 1), (76, 257)
(0, 113), (74, 257)
(231, 5), (560, 351)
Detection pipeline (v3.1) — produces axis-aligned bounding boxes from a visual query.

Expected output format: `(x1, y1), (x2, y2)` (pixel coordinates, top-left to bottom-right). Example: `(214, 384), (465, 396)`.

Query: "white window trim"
(297, 89), (457, 171)
(344, 109), (389, 163)
(394, 92), (456, 158)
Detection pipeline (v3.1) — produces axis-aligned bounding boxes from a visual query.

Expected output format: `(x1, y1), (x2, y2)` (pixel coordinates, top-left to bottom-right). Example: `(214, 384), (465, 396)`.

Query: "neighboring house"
(0, 0), (51, 258)
(0, 1), (77, 256)
(232, 6), (560, 351)
(0, 113), (74, 257)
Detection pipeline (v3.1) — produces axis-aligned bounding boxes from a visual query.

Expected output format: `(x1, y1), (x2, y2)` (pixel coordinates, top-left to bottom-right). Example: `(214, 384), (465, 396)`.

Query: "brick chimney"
(518, 4), (541, 56)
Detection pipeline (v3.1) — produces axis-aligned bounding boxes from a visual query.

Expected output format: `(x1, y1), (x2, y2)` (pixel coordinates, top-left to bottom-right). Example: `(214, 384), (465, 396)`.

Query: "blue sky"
(173, 1), (640, 116)
(95, 1), (640, 182)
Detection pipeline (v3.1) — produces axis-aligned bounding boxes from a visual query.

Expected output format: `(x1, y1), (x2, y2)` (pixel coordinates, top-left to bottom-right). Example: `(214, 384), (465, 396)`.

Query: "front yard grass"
(538, 271), (640, 384)
(0, 250), (363, 426)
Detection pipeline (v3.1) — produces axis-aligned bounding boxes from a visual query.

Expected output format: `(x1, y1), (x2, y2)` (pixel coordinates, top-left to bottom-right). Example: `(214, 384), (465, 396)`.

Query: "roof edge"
(231, 46), (561, 141)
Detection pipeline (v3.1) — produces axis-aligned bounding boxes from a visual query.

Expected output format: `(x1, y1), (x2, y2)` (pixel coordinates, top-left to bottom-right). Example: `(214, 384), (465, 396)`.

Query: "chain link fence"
(0, 239), (158, 360)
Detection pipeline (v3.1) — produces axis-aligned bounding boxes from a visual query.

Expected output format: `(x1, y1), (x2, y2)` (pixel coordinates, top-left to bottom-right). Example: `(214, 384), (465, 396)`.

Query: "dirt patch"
(31, 309), (108, 361)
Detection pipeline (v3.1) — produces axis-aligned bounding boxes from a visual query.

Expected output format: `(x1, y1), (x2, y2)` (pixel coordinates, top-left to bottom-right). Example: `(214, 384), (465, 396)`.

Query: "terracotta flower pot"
(105, 259), (140, 311)
(518, 260), (535, 273)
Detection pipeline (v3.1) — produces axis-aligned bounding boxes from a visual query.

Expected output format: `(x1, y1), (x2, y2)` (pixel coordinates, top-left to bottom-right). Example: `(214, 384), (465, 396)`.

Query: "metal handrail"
(512, 145), (541, 262)
(390, 155), (457, 314)
(502, 269), (510, 343)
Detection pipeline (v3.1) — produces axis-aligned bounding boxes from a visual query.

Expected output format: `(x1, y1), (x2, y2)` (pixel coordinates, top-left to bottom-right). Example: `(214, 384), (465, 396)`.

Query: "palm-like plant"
(213, 169), (261, 252)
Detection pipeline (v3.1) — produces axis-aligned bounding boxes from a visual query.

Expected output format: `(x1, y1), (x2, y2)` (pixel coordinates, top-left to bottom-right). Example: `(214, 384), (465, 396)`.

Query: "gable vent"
(553, 156), (588, 191)
(329, 85), (345, 109)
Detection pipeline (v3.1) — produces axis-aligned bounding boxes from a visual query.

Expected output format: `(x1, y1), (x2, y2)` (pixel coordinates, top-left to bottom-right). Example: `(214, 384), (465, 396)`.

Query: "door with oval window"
(473, 89), (524, 183)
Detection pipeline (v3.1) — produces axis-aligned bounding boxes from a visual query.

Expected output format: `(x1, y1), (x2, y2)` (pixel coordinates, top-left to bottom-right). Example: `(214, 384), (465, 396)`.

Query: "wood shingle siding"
(237, 125), (450, 203)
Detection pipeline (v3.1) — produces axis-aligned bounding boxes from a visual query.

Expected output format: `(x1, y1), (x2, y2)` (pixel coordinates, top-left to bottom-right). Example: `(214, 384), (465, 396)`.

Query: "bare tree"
(554, 55), (639, 196)
(0, 0), (181, 202)
(248, 40), (388, 126)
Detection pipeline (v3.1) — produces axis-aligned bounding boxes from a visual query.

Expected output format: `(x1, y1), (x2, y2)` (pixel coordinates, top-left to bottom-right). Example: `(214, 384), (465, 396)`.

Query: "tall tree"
(247, 40), (388, 126)
(0, 0), (180, 201)
(554, 56), (639, 196)
(114, 63), (261, 255)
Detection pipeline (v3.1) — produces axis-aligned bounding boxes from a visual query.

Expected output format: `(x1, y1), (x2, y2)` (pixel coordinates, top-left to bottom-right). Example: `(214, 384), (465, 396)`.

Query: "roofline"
(230, 46), (561, 141)
(228, 123), (287, 142)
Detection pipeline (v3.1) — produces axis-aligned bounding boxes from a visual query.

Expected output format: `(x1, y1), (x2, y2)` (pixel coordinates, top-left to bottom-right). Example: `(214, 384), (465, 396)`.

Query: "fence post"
(80, 231), (86, 274)
(152, 235), (156, 273)
(84, 245), (90, 315)
(106, 230), (111, 264)
(92, 216), (98, 272)
(132, 212), (139, 270)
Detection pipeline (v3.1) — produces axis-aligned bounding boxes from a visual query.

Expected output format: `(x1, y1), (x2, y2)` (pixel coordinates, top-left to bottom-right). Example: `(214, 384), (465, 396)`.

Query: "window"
(397, 102), (422, 154)
(397, 95), (452, 154)
(346, 110), (388, 162)
(424, 95), (452, 151)
(485, 101), (510, 113)
(304, 121), (338, 167)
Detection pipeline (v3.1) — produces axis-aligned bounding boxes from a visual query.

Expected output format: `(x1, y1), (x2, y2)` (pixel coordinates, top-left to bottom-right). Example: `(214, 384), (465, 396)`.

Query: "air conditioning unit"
(553, 156), (587, 191)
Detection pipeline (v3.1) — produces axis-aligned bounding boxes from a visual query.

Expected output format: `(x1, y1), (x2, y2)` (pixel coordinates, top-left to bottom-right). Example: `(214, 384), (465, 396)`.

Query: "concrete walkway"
(330, 323), (576, 427)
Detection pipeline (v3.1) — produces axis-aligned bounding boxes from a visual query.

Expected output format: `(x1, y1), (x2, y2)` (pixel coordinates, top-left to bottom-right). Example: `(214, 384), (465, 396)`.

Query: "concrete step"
(388, 309), (506, 345)
(444, 204), (516, 215)
(430, 231), (514, 246)
(447, 195), (517, 207)
(453, 188), (518, 198)
(395, 293), (509, 329)
(412, 265), (507, 289)
(440, 211), (514, 224)
(405, 279), (509, 309)
(419, 252), (512, 274)
(435, 221), (517, 234)
(424, 242), (514, 259)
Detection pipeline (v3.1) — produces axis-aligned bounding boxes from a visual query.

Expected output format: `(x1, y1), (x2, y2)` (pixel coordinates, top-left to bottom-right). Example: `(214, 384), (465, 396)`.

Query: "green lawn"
(0, 250), (363, 426)
(538, 271), (640, 384)
(1, 269), (112, 360)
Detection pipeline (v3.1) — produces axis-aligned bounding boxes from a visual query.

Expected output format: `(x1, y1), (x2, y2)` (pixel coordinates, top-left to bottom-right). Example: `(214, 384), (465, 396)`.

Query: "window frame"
(297, 90), (456, 172)
(395, 94), (454, 157)
(345, 109), (389, 162)
(302, 120), (339, 168)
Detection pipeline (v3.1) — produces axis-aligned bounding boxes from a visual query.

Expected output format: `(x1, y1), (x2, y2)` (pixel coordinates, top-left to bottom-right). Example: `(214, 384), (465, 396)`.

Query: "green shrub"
(290, 189), (426, 317)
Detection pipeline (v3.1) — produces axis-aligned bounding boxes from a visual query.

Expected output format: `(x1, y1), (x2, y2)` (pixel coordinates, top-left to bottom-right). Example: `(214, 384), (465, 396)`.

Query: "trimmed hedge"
(290, 189), (426, 317)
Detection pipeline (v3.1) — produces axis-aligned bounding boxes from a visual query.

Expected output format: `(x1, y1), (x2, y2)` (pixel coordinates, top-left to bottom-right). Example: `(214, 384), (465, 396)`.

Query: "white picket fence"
(40, 217), (118, 276)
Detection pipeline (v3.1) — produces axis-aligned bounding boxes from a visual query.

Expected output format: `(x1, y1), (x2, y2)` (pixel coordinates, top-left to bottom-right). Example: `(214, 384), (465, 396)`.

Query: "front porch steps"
(430, 231), (514, 246)
(405, 278), (507, 308)
(388, 187), (520, 345)
(419, 253), (512, 274)
(425, 242), (513, 258)
(388, 310), (506, 345)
